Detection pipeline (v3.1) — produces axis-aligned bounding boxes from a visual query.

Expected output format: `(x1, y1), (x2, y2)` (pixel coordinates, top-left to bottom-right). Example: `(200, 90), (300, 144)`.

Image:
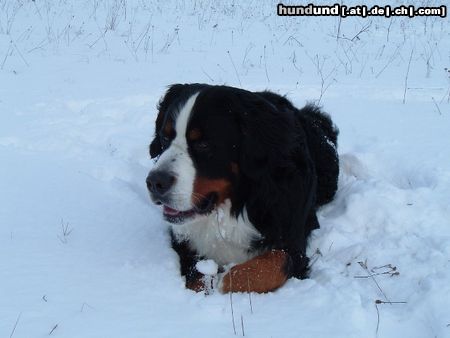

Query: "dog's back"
(296, 104), (339, 206)
(256, 91), (339, 207)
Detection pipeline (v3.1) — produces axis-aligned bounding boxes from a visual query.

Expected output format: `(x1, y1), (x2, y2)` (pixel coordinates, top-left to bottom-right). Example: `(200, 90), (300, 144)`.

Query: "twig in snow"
(315, 55), (337, 105)
(229, 274), (236, 335)
(88, 28), (108, 49)
(124, 39), (138, 62)
(354, 271), (399, 278)
(328, 241), (334, 252)
(283, 35), (303, 47)
(134, 18), (152, 53)
(227, 50), (241, 87)
(374, 299), (407, 335)
(333, 20), (371, 43)
(201, 68), (214, 82)
(371, 264), (394, 272)
(386, 18), (393, 42)
(1, 42), (12, 70)
(375, 300), (407, 304)
(336, 13), (342, 43)
(9, 312), (21, 338)
(350, 21), (372, 42)
(159, 27), (179, 54)
(150, 25), (154, 63)
(58, 219), (73, 244)
(403, 49), (414, 104)
(290, 51), (302, 74)
(242, 43), (251, 65)
(246, 273), (253, 314)
(48, 324), (58, 335)
(375, 44), (402, 78)
(431, 97), (442, 115)
(354, 264), (399, 278)
(375, 302), (380, 335)
(308, 248), (323, 268)
(81, 302), (94, 312)
(358, 261), (391, 303)
(263, 45), (270, 83)
(240, 315), (245, 336)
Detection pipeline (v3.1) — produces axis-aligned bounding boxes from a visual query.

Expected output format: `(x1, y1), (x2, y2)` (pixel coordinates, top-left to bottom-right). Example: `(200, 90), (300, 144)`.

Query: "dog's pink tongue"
(163, 206), (182, 216)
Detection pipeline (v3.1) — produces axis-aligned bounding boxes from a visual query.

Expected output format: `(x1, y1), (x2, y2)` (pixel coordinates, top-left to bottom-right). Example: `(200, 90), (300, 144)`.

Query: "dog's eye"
(193, 140), (211, 152)
(160, 135), (171, 150)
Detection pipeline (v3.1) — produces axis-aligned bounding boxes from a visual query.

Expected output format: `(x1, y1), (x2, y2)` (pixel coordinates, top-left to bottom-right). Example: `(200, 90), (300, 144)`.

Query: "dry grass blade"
(9, 312), (21, 338)
(358, 261), (391, 303)
(49, 324), (58, 335)
(229, 275), (236, 335)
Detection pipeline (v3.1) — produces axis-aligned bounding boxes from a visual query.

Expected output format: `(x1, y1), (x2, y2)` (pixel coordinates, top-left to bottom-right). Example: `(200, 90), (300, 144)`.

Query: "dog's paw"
(186, 275), (207, 292)
(186, 260), (219, 294)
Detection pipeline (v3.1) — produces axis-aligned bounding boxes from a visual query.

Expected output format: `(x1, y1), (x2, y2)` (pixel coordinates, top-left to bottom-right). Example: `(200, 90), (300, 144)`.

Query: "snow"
(1, 1), (450, 337)
(196, 260), (219, 275)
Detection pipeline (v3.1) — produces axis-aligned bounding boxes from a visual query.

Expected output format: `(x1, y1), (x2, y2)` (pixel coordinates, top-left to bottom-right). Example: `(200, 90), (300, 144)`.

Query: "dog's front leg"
(220, 250), (292, 293)
(171, 233), (206, 292)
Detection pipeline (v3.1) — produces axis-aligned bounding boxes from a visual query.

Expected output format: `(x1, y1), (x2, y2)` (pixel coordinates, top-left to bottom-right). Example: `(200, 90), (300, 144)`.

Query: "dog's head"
(146, 83), (295, 225)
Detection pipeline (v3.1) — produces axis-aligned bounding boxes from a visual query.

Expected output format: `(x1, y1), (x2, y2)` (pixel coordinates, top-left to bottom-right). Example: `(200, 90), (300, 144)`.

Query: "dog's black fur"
(149, 84), (339, 281)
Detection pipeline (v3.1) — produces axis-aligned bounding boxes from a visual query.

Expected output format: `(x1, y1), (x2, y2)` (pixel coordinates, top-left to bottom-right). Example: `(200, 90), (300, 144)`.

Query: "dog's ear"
(237, 93), (294, 180)
(235, 92), (316, 266)
(149, 84), (187, 159)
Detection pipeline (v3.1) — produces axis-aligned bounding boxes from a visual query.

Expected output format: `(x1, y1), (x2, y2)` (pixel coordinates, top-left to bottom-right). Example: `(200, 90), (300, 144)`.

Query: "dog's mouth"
(162, 192), (217, 224)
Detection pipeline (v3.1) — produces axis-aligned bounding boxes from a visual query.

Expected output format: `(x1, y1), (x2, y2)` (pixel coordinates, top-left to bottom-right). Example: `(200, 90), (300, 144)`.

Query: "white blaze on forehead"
(151, 93), (199, 211)
(173, 92), (198, 150)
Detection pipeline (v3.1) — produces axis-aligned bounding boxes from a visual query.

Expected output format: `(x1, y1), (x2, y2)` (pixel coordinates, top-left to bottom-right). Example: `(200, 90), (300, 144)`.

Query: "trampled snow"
(1, 1), (449, 337)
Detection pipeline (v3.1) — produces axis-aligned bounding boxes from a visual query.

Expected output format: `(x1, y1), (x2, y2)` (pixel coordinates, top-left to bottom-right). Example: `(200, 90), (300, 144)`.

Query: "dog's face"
(147, 84), (241, 224)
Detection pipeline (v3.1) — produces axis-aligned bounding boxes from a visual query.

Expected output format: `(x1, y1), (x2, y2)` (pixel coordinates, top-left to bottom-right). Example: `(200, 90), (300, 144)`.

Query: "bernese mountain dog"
(146, 83), (339, 293)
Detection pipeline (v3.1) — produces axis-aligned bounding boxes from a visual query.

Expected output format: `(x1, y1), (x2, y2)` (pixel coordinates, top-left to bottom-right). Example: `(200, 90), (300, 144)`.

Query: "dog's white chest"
(171, 201), (261, 266)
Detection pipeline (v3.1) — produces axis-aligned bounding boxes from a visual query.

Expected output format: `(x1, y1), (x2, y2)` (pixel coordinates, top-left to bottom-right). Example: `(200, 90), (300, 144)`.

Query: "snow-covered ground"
(1, 1), (449, 337)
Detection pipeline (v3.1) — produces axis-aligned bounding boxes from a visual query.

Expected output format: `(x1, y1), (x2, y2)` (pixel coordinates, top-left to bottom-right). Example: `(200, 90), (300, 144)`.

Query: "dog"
(146, 84), (339, 293)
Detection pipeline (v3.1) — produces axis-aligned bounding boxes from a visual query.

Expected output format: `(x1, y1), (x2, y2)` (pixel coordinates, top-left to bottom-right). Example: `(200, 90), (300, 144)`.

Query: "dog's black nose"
(146, 171), (176, 196)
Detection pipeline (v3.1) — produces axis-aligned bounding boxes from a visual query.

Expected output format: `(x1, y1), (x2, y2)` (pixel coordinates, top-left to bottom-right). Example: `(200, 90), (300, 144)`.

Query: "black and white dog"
(147, 84), (339, 293)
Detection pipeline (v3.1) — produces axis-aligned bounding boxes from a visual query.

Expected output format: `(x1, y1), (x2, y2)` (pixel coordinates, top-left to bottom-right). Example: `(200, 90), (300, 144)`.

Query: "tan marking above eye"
(192, 177), (231, 206)
(188, 128), (202, 141)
